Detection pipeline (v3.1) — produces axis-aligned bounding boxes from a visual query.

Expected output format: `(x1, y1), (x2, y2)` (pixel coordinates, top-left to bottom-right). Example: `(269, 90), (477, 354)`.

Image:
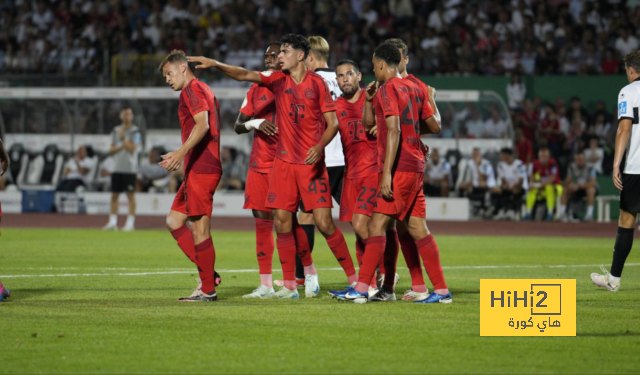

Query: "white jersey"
(315, 68), (345, 167)
(426, 158), (452, 185)
(467, 158), (497, 188)
(497, 158), (528, 190)
(618, 79), (640, 174)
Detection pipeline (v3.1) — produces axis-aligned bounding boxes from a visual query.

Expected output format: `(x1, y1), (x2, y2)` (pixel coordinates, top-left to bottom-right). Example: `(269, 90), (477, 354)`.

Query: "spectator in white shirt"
(584, 136), (604, 175)
(459, 148), (497, 216)
(57, 146), (95, 192)
(483, 109), (507, 138)
(424, 149), (451, 197)
(615, 28), (639, 59)
(506, 74), (526, 110)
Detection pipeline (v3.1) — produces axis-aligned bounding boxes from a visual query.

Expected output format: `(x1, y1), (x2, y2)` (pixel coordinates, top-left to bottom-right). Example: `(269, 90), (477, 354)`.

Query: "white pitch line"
(1, 264), (639, 279)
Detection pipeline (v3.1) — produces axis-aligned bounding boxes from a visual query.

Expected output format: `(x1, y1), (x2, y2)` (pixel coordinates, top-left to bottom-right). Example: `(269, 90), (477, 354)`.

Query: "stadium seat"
(22, 144), (64, 189)
(6, 143), (29, 187)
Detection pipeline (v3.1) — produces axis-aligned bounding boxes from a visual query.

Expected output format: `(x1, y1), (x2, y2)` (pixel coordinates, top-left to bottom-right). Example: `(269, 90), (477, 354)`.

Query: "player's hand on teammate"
(257, 120), (277, 136)
(305, 144), (324, 165)
(380, 172), (393, 199)
(613, 166), (623, 191)
(159, 150), (185, 172)
(187, 56), (218, 70)
(365, 81), (378, 102)
(369, 125), (377, 137)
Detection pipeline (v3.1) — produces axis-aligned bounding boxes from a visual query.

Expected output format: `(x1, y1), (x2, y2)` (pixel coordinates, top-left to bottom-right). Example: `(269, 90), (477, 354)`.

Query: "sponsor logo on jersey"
(619, 101), (627, 115)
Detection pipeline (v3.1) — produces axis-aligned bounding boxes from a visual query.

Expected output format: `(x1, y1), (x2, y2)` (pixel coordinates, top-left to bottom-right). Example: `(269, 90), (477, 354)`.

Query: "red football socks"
(194, 237), (216, 294)
(355, 238), (365, 268)
(416, 234), (448, 292)
(382, 229), (399, 289)
(255, 218), (274, 286)
(276, 231), (297, 290)
(356, 235), (386, 293)
(399, 231), (427, 292)
(293, 217), (313, 267)
(325, 227), (357, 284)
(171, 225), (196, 263)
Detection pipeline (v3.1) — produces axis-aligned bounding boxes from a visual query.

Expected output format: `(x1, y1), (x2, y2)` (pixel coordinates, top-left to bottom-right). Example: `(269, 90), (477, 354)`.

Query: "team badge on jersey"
(304, 88), (315, 99)
(619, 101), (627, 115)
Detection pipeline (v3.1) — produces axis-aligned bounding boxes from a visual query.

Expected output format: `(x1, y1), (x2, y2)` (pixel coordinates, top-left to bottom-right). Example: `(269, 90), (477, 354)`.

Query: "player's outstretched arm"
(380, 115), (400, 199)
(306, 111), (340, 165)
(613, 119), (632, 191)
(420, 86), (441, 135)
(234, 112), (277, 136)
(159, 111), (210, 172)
(0, 139), (8, 177)
(187, 56), (262, 84)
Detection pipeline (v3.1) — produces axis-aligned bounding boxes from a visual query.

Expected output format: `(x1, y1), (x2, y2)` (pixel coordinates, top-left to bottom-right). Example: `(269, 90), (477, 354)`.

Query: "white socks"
(609, 274), (621, 283)
(586, 206), (594, 217)
(109, 214), (117, 226)
(125, 215), (135, 227)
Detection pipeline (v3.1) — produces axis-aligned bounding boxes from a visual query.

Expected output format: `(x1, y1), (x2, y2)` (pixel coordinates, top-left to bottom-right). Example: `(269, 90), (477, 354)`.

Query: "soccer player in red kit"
(0, 137), (10, 302)
(159, 50), (221, 302)
(333, 43), (451, 304)
(189, 34), (356, 299)
(331, 59), (386, 293)
(234, 43), (282, 298)
(385, 37), (448, 301)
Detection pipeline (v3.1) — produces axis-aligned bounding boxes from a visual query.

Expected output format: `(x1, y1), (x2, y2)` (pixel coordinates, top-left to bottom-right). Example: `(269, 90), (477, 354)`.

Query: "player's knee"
(316, 216), (335, 236)
(368, 219), (386, 237)
(352, 220), (368, 239)
(165, 215), (179, 232)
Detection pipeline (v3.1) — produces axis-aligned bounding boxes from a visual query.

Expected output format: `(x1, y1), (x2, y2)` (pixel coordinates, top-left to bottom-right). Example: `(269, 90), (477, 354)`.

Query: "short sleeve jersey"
(335, 90), (377, 179)
(497, 159), (528, 190)
(373, 77), (434, 173)
(110, 125), (141, 173)
(531, 158), (560, 184)
(239, 83), (279, 173)
(259, 70), (336, 164)
(618, 79), (640, 174)
(179, 78), (221, 175)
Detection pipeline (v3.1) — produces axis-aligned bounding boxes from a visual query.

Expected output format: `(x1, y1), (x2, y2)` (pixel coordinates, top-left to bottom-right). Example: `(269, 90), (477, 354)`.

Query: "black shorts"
(423, 183), (442, 197)
(620, 173), (640, 213)
(111, 173), (136, 193)
(572, 187), (599, 200)
(299, 166), (344, 213)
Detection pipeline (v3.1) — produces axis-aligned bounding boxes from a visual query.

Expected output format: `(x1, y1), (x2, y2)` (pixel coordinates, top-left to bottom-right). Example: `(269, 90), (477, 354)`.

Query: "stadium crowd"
(0, 0), (638, 77)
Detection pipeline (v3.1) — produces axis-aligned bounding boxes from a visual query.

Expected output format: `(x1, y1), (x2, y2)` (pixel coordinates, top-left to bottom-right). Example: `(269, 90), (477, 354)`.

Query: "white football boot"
(304, 274), (320, 298)
(591, 266), (620, 292)
(243, 285), (275, 298)
(261, 286), (299, 299)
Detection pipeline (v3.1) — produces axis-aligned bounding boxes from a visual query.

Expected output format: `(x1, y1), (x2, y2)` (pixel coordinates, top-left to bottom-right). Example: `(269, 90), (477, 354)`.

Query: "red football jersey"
(179, 78), (221, 174)
(335, 91), (377, 179)
(374, 77), (434, 173)
(239, 83), (278, 173)
(259, 70), (336, 164)
(531, 158), (560, 184)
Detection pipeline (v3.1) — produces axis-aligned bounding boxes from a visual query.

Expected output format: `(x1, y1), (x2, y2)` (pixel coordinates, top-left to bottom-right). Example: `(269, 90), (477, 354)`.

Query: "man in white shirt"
(483, 109), (507, 138)
(424, 149), (451, 197)
(558, 151), (597, 222)
(615, 28), (639, 59)
(459, 148), (497, 216)
(491, 148), (527, 220)
(56, 145), (95, 192)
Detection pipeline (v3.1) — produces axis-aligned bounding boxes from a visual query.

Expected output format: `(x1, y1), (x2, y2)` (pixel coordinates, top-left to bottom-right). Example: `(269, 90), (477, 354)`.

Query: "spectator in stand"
(601, 48), (620, 75)
(593, 113), (612, 145)
(96, 156), (114, 192)
(519, 100), (538, 142)
(483, 109), (507, 139)
(137, 148), (169, 192)
(506, 73), (526, 110)
(56, 145), (94, 192)
(465, 107), (484, 139)
(423, 149), (451, 197)
(615, 28), (639, 60)
(218, 146), (246, 191)
(557, 151), (598, 222)
(584, 136), (604, 175)
(524, 147), (562, 221)
(459, 148), (497, 217)
(491, 147), (528, 221)
(514, 129), (534, 165)
(539, 104), (563, 158)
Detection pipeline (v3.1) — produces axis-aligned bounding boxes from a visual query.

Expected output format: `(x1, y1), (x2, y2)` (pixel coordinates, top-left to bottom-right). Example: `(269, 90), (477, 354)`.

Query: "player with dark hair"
(492, 147), (528, 220)
(0, 137), (10, 302)
(159, 50), (222, 302)
(332, 59), (385, 294)
(188, 33), (357, 299)
(591, 50), (640, 291)
(234, 43), (282, 298)
(331, 42), (450, 304)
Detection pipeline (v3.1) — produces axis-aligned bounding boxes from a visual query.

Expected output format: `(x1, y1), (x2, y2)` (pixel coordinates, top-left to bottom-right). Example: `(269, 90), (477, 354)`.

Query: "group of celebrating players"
(157, 33), (451, 304)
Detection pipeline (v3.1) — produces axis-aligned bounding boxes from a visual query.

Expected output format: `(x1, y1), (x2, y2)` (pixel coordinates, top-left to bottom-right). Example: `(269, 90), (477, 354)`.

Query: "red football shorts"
(374, 171), (426, 221)
(171, 172), (221, 217)
(244, 169), (271, 212)
(265, 158), (333, 213)
(339, 174), (378, 222)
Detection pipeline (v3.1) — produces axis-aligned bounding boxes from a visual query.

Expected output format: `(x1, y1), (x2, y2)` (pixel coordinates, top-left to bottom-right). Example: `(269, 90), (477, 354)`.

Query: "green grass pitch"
(1, 228), (639, 374)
